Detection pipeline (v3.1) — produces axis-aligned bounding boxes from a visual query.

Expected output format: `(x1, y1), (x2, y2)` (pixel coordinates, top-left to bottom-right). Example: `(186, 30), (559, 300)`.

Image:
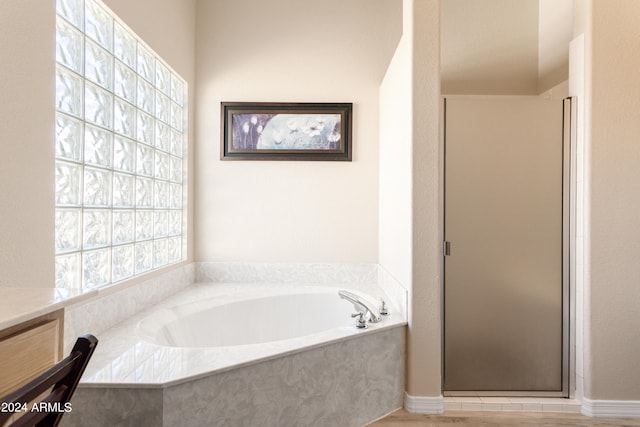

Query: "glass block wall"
(55, 0), (187, 290)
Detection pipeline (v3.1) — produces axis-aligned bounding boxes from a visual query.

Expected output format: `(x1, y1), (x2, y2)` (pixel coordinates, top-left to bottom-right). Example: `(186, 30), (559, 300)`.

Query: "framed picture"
(221, 102), (352, 161)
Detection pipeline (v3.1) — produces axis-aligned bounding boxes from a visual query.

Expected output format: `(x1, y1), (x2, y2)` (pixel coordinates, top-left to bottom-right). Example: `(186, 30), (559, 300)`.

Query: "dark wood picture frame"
(221, 102), (352, 161)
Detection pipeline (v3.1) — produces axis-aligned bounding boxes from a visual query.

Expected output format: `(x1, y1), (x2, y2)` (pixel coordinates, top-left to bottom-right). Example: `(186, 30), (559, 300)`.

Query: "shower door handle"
(444, 241), (451, 256)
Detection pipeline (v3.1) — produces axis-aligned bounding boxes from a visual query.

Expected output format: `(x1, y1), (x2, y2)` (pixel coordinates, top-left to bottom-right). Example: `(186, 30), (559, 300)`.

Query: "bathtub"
(64, 282), (407, 427)
(138, 290), (368, 348)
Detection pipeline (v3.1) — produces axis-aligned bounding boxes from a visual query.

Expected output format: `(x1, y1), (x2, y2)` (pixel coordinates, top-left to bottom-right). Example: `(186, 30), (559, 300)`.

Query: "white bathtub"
(138, 290), (363, 348)
(68, 282), (407, 427)
(79, 283), (405, 386)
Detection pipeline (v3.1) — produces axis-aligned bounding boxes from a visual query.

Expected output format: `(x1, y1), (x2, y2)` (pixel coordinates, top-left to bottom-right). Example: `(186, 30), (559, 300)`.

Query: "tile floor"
(367, 408), (640, 427)
(443, 397), (581, 413)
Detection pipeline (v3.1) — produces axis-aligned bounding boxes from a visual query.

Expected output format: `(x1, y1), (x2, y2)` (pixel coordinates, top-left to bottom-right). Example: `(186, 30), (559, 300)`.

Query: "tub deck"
(79, 282), (407, 389)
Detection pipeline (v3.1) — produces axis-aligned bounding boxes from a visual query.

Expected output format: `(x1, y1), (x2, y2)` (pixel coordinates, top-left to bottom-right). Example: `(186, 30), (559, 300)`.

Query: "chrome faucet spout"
(338, 290), (382, 323)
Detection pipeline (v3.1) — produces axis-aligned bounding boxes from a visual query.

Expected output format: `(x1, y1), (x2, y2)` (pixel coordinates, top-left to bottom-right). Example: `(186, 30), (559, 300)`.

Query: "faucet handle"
(351, 312), (368, 329)
(379, 299), (389, 316)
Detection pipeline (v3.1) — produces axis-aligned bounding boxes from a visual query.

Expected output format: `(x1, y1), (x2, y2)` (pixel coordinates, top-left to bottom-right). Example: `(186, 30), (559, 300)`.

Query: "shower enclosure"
(443, 96), (572, 396)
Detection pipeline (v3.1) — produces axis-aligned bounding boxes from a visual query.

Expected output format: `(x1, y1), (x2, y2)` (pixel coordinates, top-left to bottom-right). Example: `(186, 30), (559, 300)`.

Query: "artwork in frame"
(220, 102), (352, 161)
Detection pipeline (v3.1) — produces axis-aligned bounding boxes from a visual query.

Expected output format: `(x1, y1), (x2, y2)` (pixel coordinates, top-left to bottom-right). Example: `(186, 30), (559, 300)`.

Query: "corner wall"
(410, 0), (443, 399)
(379, 0), (442, 405)
(379, 10), (413, 288)
(194, 0), (402, 263)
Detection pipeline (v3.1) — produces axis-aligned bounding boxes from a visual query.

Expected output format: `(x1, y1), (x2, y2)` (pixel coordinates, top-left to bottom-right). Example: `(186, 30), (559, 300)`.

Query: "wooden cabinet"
(0, 310), (63, 397)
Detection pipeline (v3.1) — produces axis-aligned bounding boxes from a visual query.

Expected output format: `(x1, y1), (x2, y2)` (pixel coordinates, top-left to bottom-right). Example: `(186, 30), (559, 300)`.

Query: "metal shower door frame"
(441, 96), (574, 397)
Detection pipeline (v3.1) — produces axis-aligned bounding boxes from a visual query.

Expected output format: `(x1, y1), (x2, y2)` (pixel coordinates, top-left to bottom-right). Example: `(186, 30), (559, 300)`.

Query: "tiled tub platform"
(64, 327), (405, 427)
(62, 268), (408, 427)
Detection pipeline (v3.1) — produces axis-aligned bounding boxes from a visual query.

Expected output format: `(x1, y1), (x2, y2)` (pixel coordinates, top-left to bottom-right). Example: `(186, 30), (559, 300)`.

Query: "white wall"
(0, 0), (195, 288)
(379, 23), (413, 288)
(194, 0), (402, 263)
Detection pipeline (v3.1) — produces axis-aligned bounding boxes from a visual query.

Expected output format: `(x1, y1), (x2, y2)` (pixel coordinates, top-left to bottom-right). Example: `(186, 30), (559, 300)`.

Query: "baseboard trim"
(582, 398), (640, 418)
(404, 393), (444, 414)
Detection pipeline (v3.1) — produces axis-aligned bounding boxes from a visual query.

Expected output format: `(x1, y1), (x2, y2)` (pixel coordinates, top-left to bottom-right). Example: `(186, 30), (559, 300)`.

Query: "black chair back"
(0, 334), (98, 427)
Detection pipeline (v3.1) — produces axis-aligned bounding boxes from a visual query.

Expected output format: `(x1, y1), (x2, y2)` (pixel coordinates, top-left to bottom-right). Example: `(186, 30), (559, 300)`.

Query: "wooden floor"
(367, 409), (640, 427)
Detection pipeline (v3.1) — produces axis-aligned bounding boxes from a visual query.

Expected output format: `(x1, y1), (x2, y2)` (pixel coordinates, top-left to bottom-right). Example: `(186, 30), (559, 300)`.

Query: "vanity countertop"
(0, 287), (97, 331)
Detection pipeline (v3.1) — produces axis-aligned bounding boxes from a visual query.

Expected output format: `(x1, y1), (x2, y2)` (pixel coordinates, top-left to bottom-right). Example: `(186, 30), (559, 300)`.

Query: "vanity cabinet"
(0, 310), (63, 397)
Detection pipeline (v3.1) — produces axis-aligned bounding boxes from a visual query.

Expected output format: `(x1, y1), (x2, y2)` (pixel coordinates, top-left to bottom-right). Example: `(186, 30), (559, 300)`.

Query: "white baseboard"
(404, 393), (444, 414)
(582, 398), (640, 418)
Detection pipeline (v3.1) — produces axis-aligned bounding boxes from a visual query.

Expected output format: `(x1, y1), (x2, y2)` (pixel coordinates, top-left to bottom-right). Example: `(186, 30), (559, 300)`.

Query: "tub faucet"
(338, 290), (382, 323)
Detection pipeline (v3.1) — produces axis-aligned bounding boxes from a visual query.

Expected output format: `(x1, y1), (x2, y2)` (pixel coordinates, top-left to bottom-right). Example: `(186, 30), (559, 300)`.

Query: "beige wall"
(573, 0), (589, 37)
(0, 0), (55, 288)
(586, 0), (640, 401)
(0, 0), (195, 288)
(442, 0), (575, 95)
(194, 0), (401, 263)
(103, 0), (196, 93)
(441, 0), (539, 95)
(538, 0), (573, 92)
(410, 0), (443, 397)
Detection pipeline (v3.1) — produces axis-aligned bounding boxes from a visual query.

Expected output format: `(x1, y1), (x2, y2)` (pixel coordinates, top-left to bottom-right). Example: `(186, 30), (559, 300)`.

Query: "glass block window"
(55, 0), (187, 290)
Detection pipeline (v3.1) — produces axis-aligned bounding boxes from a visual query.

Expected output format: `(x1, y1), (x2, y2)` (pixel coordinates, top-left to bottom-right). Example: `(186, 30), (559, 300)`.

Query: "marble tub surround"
(63, 263), (403, 349)
(63, 327), (405, 427)
(376, 266), (409, 321)
(195, 261), (380, 285)
(78, 282), (406, 387)
(64, 263), (194, 352)
(61, 262), (408, 425)
(62, 263), (405, 352)
(196, 262), (408, 319)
